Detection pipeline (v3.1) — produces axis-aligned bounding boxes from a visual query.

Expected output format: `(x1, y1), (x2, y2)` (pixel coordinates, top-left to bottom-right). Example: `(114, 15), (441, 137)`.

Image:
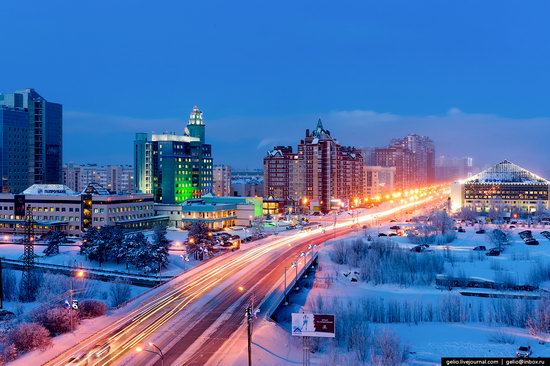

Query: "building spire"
(316, 118), (323, 130)
(188, 105), (204, 125)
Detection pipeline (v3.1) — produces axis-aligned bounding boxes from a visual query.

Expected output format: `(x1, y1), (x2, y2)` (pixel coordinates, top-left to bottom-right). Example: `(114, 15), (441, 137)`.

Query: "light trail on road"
(43, 187), (448, 366)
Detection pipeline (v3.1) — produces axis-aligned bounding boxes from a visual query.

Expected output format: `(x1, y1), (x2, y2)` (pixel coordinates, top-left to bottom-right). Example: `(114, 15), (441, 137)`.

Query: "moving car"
(90, 342), (111, 359)
(515, 345), (532, 358)
(473, 246), (486, 251)
(65, 352), (89, 366)
(475, 229), (486, 234)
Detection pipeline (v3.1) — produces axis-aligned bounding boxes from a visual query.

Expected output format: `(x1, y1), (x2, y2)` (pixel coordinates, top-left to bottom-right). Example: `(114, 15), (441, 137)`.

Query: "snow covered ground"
(222, 223), (550, 365)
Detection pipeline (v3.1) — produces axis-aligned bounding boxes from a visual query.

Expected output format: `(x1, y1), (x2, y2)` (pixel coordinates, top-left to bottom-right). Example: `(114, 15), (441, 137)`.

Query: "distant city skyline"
(2, 1), (550, 175)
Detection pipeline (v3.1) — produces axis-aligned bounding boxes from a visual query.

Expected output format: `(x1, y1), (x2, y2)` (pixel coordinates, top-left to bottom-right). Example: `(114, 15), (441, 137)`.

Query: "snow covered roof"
(461, 160), (549, 185)
(82, 183), (111, 195)
(22, 184), (77, 196)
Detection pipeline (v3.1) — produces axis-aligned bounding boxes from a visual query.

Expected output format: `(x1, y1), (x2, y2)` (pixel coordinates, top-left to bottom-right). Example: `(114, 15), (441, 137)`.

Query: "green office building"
(134, 106), (213, 204)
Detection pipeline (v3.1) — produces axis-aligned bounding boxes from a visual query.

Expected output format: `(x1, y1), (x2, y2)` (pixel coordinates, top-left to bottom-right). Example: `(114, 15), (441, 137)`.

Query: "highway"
(43, 187), (448, 366)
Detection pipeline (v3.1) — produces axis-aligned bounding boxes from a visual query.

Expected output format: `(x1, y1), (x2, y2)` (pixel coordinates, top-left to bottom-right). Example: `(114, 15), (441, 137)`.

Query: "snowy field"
(222, 222), (550, 365)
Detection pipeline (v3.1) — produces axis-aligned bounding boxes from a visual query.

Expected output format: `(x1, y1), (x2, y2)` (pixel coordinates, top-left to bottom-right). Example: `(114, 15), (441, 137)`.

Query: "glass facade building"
(133, 106), (213, 204)
(0, 89), (63, 193)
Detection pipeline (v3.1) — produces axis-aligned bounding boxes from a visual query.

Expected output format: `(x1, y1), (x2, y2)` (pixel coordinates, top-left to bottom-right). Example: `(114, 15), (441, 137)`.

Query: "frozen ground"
(223, 223), (550, 365)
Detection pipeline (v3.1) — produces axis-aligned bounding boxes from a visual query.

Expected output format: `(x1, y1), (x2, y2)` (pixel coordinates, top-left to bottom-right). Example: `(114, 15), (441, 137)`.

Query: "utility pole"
(245, 305), (253, 366)
(21, 205), (36, 302)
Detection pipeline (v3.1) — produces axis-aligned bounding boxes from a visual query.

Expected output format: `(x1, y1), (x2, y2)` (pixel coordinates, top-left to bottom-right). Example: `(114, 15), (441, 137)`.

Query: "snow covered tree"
(128, 232), (156, 272)
(456, 207), (477, 222)
(430, 210), (454, 235)
(187, 222), (215, 260)
(7, 322), (52, 353)
(80, 226), (99, 258)
(150, 225), (171, 272)
(43, 231), (66, 256)
(252, 216), (266, 236)
(106, 225), (125, 263)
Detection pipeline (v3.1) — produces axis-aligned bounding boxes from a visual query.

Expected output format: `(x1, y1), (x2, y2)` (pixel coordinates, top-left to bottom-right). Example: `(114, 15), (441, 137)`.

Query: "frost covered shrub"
(43, 307), (80, 335)
(36, 273), (71, 303)
(7, 322), (51, 353)
(79, 299), (108, 319)
(2, 343), (18, 362)
(371, 328), (403, 366)
(308, 293), (540, 330)
(28, 304), (50, 324)
(109, 278), (132, 307)
(489, 330), (516, 344)
(329, 240), (348, 265)
(356, 239), (444, 286)
(527, 295), (550, 335)
(308, 295), (408, 364)
(29, 305), (80, 335)
(527, 260), (550, 286)
(487, 298), (534, 327)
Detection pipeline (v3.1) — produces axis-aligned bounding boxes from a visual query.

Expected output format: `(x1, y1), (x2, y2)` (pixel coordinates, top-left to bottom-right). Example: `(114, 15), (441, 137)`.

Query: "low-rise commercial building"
(0, 183), (166, 236)
(154, 195), (263, 229)
(450, 160), (549, 214)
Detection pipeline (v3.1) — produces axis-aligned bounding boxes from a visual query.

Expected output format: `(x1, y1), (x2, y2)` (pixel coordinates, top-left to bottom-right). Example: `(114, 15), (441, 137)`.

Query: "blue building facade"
(0, 89), (63, 192)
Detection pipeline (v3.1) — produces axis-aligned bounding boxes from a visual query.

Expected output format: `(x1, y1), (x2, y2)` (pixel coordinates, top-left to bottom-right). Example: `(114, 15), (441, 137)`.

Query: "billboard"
(291, 313), (335, 338)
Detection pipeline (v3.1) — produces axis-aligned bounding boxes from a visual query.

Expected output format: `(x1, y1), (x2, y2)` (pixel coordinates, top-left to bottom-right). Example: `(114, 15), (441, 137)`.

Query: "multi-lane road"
(41, 188), (448, 366)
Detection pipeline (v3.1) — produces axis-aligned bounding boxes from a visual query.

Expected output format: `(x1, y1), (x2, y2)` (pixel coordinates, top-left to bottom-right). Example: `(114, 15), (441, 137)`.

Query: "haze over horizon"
(2, 1), (550, 175)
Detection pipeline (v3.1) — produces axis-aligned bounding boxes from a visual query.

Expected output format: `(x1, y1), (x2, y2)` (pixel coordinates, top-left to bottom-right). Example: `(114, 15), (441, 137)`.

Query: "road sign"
(291, 313), (335, 338)
(71, 300), (79, 310)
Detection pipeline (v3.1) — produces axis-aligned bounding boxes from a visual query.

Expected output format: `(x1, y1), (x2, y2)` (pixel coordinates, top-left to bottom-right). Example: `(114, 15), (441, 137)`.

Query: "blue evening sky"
(1, 1), (549, 174)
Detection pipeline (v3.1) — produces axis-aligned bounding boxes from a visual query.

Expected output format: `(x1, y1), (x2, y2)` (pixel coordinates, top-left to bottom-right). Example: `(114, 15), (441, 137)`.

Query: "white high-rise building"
(63, 163), (134, 193)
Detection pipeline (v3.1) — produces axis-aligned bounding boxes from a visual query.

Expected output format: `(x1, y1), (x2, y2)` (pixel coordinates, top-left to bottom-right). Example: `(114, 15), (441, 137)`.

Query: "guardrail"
(0, 257), (173, 287)
(263, 251), (319, 318)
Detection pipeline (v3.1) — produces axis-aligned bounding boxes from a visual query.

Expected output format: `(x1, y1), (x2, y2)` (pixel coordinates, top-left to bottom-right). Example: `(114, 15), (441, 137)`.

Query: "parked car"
(516, 345), (532, 358)
(390, 219), (397, 222)
(378, 233), (387, 237)
(473, 245), (487, 251)
(541, 231), (550, 240)
(524, 238), (539, 246)
(0, 310), (15, 321)
(389, 225), (400, 230)
(410, 245), (424, 253)
(421, 244), (430, 249)
(475, 229), (486, 234)
(518, 230), (532, 239)
(457, 227), (466, 233)
(486, 248), (501, 256)
(388, 233), (397, 237)
(509, 225), (516, 229)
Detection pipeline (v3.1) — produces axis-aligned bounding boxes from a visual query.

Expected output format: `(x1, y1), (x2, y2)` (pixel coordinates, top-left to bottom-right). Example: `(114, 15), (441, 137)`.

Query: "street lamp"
(291, 261), (299, 290)
(136, 342), (164, 366)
